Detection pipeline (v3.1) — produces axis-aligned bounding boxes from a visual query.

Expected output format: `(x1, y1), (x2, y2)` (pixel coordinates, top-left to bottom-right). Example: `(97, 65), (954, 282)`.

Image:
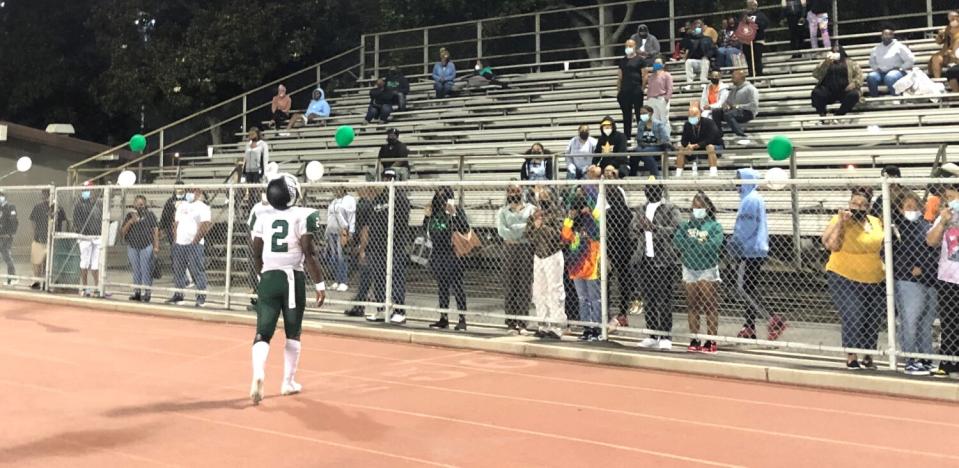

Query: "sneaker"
(165, 294), (184, 305)
(30, 282), (41, 290)
(545, 330), (563, 340)
(933, 363), (949, 378)
(7, 279), (19, 286)
(846, 360), (862, 370)
(344, 307), (365, 317)
(336, 284), (349, 292)
(861, 356), (877, 370)
(389, 313), (406, 325)
(429, 318), (449, 329)
(129, 293), (141, 302)
(701, 341), (718, 354)
(250, 377), (264, 405)
(507, 327), (520, 336)
(736, 325), (757, 340)
(454, 317), (467, 331)
(280, 380), (302, 396)
(657, 338), (672, 351)
(142, 294), (151, 303)
(365, 313), (384, 322)
(687, 339), (702, 353)
(578, 330), (593, 341)
(195, 300), (206, 308)
(922, 360), (935, 373)
(904, 359), (930, 376)
(638, 337), (659, 348)
(532, 329), (545, 338)
(588, 328), (601, 342)
(329, 283), (340, 290)
(767, 314), (788, 341)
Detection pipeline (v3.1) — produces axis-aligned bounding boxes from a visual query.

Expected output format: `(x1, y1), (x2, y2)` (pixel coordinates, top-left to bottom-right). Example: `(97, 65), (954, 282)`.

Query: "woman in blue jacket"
(432, 48), (457, 99)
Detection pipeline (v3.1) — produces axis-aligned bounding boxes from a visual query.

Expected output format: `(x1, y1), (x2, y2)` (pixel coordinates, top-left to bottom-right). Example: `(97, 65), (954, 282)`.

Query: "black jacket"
(0, 202), (18, 236)
(520, 158), (554, 180)
(370, 87), (396, 106)
(385, 72), (410, 94)
(593, 116), (629, 170)
(159, 195), (180, 242)
(681, 118), (724, 148)
(378, 141), (410, 168)
(73, 199), (102, 236)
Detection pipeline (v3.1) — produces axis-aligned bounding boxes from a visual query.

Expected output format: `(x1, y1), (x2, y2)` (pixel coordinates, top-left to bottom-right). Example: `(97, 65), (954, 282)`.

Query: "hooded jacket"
(561, 195), (601, 281)
(593, 116), (628, 169)
(0, 200), (18, 236)
(729, 168), (769, 259)
(385, 70), (411, 94)
(306, 88), (331, 117)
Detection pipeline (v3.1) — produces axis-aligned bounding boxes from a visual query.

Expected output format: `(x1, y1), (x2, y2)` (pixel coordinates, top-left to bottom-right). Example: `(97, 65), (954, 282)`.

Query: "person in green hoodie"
(673, 191), (724, 354)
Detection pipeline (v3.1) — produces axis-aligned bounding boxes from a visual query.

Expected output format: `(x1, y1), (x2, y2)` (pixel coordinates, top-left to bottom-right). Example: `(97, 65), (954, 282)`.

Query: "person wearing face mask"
(592, 116), (628, 178)
(384, 67), (410, 111)
(601, 166), (636, 328)
(682, 20), (714, 84)
(869, 165), (909, 222)
(633, 182), (681, 350)
(646, 58), (674, 124)
(822, 188), (885, 370)
(520, 143), (554, 181)
(467, 59), (508, 90)
(931, 11), (959, 79)
(739, 0), (770, 76)
(811, 45), (863, 121)
(617, 39), (646, 143)
(675, 106), (723, 178)
(699, 70), (729, 119)
(168, 188), (211, 307)
(711, 68), (760, 139)
(432, 47), (457, 99)
(28, 189), (65, 290)
(242, 127), (270, 184)
(629, 24), (661, 86)
(632, 106), (669, 178)
(121, 195), (159, 302)
(159, 181), (186, 245)
(425, 187), (470, 331)
(716, 19), (744, 69)
(271, 84), (292, 129)
(377, 128), (410, 181)
(926, 182), (959, 378)
(892, 193), (939, 376)
(805, 0), (831, 49)
(867, 27), (915, 97)
(565, 124), (597, 180)
(73, 183), (102, 297)
(287, 88), (331, 129)
(673, 191), (724, 354)
(497, 185), (536, 334)
(526, 189), (566, 339)
(0, 191), (18, 286)
(364, 79), (395, 124)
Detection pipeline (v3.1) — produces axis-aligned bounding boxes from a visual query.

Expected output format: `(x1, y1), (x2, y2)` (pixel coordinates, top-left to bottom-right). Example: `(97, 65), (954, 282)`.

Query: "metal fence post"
(598, 3), (607, 60)
(373, 33), (381, 79)
(832, 0), (839, 40)
(159, 129), (165, 170)
(599, 181), (609, 341)
(384, 183), (397, 318)
(224, 185), (236, 309)
(423, 29), (430, 76)
(476, 21), (483, 60)
(789, 151), (802, 269)
(242, 95), (248, 135)
(360, 35), (367, 79)
(534, 13), (542, 71)
(316, 63), (322, 88)
(98, 186), (111, 297)
(927, 0), (934, 28)
(43, 185), (57, 292)
(881, 177), (898, 371)
(669, 0), (676, 57)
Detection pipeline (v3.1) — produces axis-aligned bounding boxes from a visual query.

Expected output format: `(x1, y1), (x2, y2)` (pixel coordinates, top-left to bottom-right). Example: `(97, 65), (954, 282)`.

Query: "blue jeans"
(434, 81), (454, 99)
(632, 148), (662, 178)
(364, 103), (393, 122)
(127, 245), (154, 294)
(173, 244), (207, 298)
(867, 69), (905, 97)
(573, 278), (601, 325)
(895, 280), (937, 356)
(717, 47), (742, 68)
(827, 272), (883, 350)
(326, 232), (348, 284)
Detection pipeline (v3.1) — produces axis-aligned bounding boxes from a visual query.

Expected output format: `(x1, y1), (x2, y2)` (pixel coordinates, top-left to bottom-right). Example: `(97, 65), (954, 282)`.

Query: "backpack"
(734, 16), (757, 44)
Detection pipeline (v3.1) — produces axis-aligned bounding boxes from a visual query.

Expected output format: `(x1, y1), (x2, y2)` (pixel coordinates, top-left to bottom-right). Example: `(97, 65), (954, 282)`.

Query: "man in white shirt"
(867, 27), (915, 97)
(167, 188), (212, 306)
(326, 188), (357, 292)
(565, 124), (597, 179)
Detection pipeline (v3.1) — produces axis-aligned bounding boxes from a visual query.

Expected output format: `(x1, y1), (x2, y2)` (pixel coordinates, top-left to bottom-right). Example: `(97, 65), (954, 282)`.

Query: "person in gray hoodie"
(710, 69), (759, 139)
(497, 185), (536, 333)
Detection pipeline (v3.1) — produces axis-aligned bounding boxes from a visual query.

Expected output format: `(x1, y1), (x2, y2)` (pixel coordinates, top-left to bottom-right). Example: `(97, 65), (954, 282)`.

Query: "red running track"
(1, 299), (958, 467)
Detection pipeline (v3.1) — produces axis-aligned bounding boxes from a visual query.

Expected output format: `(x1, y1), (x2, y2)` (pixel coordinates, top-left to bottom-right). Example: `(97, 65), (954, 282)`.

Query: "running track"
(1, 299), (958, 467)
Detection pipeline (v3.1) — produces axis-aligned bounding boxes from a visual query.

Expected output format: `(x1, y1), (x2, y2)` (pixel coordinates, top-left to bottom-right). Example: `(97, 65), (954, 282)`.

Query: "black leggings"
(617, 88), (645, 143)
(812, 86), (860, 116)
(432, 252), (467, 313)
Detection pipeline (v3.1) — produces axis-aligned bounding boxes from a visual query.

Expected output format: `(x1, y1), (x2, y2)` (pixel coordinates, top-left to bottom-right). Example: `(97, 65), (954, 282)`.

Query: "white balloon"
(765, 167), (789, 191)
(16, 156), (31, 172)
(305, 161), (324, 182)
(265, 161), (280, 176)
(117, 170), (137, 187)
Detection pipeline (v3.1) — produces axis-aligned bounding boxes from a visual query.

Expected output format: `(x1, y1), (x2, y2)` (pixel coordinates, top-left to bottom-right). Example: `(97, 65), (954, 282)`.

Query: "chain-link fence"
(0, 186), (59, 289)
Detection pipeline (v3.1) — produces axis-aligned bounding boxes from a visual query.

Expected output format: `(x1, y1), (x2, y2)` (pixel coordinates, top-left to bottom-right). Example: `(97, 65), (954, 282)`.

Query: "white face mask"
(693, 208), (707, 219)
(903, 211), (921, 222)
(185, 193), (196, 203)
(602, 127), (612, 136)
(625, 47), (635, 55)
(828, 52), (841, 61)
(475, 65), (481, 71)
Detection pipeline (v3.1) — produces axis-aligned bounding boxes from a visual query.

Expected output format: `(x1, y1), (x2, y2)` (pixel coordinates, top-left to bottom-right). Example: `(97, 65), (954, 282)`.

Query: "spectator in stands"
(74, 184), (102, 297)
(647, 58), (673, 124)
(562, 191), (602, 341)
(520, 143), (554, 181)
(728, 169), (780, 341)
(425, 187), (470, 331)
(674, 191), (724, 353)
(603, 166), (635, 327)
(271, 84), (292, 129)
(675, 106), (723, 178)
(740, 0), (770, 76)
(926, 182), (959, 378)
(29, 189), (65, 290)
(432, 48), (457, 99)
(497, 185), (535, 334)
(326, 187), (357, 293)
(699, 70), (729, 119)
(811, 45), (863, 121)
(947, 64), (959, 93)
(385, 67), (410, 111)
(618, 38), (646, 142)
(630, 24), (660, 86)
(287, 88), (330, 129)
(526, 188), (566, 339)
(593, 116), (628, 177)
(565, 124), (596, 180)
(168, 188), (211, 307)
(242, 127), (269, 183)
(378, 128), (410, 181)
(822, 187), (884, 370)
(870, 165), (908, 222)
(717, 17), (744, 67)
(345, 187), (374, 317)
(806, 0), (831, 50)
(867, 27), (915, 97)
(364, 78), (395, 124)
(0, 191), (17, 285)
(121, 195), (159, 302)
(701, 20), (719, 44)
(893, 192), (939, 375)
(159, 183), (185, 245)
(683, 20), (714, 83)
(711, 68), (760, 140)
(634, 182), (680, 350)
(782, 0), (806, 58)
(468, 60), (509, 90)
(632, 105), (669, 178)
(367, 169), (411, 324)
(931, 12), (959, 79)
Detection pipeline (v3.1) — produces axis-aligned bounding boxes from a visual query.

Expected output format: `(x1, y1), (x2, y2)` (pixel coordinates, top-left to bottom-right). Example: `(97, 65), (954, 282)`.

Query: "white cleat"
(281, 380), (303, 396)
(250, 377), (264, 405)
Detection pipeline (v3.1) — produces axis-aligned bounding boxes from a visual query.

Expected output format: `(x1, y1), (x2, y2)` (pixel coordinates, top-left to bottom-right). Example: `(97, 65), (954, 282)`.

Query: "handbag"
(452, 229), (482, 257)
(734, 17), (757, 44)
(410, 230), (433, 266)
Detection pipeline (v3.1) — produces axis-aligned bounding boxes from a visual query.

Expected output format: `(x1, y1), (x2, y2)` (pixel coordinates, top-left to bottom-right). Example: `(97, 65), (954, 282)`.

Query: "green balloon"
(129, 134), (147, 153)
(767, 135), (793, 161)
(334, 126), (355, 148)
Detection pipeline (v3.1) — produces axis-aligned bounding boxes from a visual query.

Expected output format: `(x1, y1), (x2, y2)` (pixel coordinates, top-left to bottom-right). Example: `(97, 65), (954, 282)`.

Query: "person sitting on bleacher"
(699, 70), (729, 119)
(270, 85), (292, 129)
(675, 106), (724, 178)
(592, 116), (629, 178)
(378, 128), (410, 181)
(811, 45), (863, 122)
(385, 67), (410, 111)
(867, 27), (915, 98)
(647, 58), (674, 124)
(632, 106), (669, 178)
(947, 64), (959, 93)
(520, 143), (554, 181)
(364, 79), (395, 124)
(930, 11), (959, 79)
(467, 60), (509, 90)
(432, 47), (457, 99)
(711, 68), (759, 141)
(716, 17), (744, 68)
(682, 20), (715, 83)
(287, 88), (330, 129)
(565, 124), (597, 180)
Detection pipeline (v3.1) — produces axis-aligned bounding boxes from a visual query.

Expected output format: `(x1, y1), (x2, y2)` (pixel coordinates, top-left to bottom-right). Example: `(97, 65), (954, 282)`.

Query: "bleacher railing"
(8, 176), (959, 374)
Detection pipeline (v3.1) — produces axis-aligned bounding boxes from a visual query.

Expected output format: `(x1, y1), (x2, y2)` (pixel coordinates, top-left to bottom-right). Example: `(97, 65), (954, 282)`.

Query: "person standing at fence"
(346, 187), (375, 317)
(497, 185), (535, 334)
(646, 58), (673, 125)
(326, 187), (356, 293)
(925, 183), (959, 378)
(271, 84), (292, 129)
(674, 191), (724, 354)
(893, 193), (939, 375)
(168, 188), (211, 307)
(618, 39), (646, 143)
(247, 193), (272, 310)
(29, 189), (65, 290)
(0, 191), (18, 285)
(121, 195), (159, 302)
(565, 124), (596, 180)
(527, 189), (566, 339)
(729, 169), (782, 340)
(633, 182), (680, 350)
(432, 48), (457, 99)
(740, 0), (770, 77)
(867, 27), (915, 98)
(73, 184), (102, 297)
(425, 187), (470, 331)
(242, 127), (269, 184)
(562, 192), (602, 341)
(365, 169), (411, 324)
(603, 166), (635, 327)
(822, 188), (885, 370)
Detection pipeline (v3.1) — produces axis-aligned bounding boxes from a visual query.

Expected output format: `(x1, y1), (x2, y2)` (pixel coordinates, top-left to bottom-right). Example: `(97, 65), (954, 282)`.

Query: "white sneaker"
(250, 377), (264, 405)
(658, 339), (673, 351)
(280, 380), (302, 396)
(330, 283), (340, 290)
(336, 284), (349, 292)
(365, 313), (383, 322)
(638, 337), (659, 348)
(389, 313), (406, 325)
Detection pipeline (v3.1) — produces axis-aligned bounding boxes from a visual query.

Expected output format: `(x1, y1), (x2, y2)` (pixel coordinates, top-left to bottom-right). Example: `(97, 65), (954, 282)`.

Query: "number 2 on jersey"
(271, 220), (289, 252)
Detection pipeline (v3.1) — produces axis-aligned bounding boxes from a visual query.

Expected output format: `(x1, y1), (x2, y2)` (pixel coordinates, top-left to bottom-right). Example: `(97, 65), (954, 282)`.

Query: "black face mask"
(507, 194), (522, 204)
(850, 209), (868, 221)
(387, 136), (398, 144)
(579, 132), (589, 140)
(709, 78), (720, 85)
(639, 32), (648, 38)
